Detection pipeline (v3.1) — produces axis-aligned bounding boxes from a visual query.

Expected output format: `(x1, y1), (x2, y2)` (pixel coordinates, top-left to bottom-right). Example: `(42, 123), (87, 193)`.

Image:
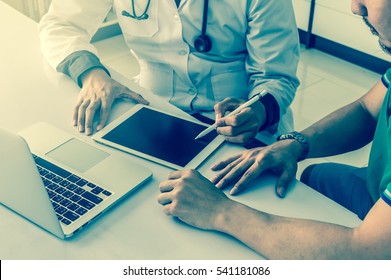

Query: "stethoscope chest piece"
(194, 34), (212, 53)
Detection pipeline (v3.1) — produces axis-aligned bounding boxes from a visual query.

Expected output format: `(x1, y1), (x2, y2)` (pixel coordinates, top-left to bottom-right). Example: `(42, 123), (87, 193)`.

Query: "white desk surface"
(0, 2), (361, 260)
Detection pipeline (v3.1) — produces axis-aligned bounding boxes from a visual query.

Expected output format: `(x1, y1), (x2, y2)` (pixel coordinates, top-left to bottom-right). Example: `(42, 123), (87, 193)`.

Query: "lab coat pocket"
(138, 61), (174, 102)
(211, 61), (249, 102)
(116, 0), (159, 37)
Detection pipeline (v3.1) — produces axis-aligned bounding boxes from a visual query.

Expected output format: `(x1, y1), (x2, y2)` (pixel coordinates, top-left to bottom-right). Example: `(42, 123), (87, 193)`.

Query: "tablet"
(92, 105), (225, 170)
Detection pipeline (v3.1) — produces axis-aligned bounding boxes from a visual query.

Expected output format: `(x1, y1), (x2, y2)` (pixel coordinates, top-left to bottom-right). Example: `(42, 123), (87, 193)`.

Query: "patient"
(158, 0), (391, 259)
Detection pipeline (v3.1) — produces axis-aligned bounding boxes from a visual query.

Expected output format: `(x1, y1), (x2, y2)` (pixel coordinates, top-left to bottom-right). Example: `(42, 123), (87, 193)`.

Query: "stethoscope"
(122, 0), (212, 53)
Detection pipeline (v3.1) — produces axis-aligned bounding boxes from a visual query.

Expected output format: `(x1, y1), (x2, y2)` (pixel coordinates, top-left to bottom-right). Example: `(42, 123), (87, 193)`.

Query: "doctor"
(39, 0), (299, 145)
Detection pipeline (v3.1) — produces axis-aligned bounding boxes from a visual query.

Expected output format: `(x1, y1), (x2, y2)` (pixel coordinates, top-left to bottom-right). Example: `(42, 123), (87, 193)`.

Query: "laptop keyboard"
(32, 154), (112, 226)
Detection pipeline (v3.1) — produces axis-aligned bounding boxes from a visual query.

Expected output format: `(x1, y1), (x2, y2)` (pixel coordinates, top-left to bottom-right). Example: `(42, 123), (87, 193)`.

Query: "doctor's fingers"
(216, 107), (252, 128)
(223, 130), (258, 145)
(97, 99), (111, 132)
(216, 114), (258, 140)
(214, 97), (242, 118)
(73, 98), (91, 133)
(84, 97), (102, 135)
(118, 87), (149, 105)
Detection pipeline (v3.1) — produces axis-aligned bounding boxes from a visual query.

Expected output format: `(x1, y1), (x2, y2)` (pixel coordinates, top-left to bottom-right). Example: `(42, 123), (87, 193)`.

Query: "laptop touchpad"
(46, 138), (109, 173)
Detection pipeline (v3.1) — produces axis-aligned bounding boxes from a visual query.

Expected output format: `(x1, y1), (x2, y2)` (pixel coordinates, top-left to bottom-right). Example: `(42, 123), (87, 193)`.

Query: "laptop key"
(61, 218), (71, 225)
(78, 199), (95, 210)
(76, 179), (88, 187)
(42, 178), (51, 186)
(70, 194), (81, 202)
(59, 180), (70, 187)
(52, 195), (63, 203)
(74, 187), (85, 195)
(44, 172), (55, 180)
(67, 203), (79, 211)
(39, 169), (48, 176)
(102, 190), (112, 196)
(75, 207), (88, 216)
(67, 174), (80, 183)
(63, 211), (80, 222)
(52, 176), (63, 183)
(52, 202), (60, 210)
(55, 206), (67, 215)
(82, 192), (103, 204)
(60, 199), (72, 207)
(91, 187), (103, 194)
(55, 186), (66, 194)
(66, 183), (77, 191)
(48, 190), (56, 198)
(63, 190), (73, 198)
(34, 156), (71, 178)
(47, 183), (58, 191)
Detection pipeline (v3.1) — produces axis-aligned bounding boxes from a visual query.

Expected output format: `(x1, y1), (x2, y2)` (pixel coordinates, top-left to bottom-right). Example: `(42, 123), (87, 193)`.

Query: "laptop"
(0, 122), (152, 239)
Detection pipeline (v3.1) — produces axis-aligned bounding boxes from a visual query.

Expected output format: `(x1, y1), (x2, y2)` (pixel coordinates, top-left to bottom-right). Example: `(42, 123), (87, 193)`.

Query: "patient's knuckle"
(170, 201), (180, 213)
(163, 206), (171, 215)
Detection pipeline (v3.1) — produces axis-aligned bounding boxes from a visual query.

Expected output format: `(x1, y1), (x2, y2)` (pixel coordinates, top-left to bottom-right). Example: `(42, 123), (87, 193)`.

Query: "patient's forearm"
(302, 100), (376, 158)
(215, 201), (355, 259)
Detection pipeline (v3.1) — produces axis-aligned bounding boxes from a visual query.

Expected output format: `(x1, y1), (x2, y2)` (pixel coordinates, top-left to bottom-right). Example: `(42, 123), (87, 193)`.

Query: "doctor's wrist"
(80, 68), (111, 87)
(251, 99), (267, 130)
(258, 93), (280, 131)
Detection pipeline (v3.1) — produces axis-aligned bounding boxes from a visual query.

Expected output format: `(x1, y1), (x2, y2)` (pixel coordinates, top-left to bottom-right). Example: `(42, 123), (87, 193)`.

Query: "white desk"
(0, 2), (361, 260)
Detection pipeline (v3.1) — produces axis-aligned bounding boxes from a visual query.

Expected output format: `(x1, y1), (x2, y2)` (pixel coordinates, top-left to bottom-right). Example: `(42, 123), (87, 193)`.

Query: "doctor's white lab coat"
(39, 0), (300, 144)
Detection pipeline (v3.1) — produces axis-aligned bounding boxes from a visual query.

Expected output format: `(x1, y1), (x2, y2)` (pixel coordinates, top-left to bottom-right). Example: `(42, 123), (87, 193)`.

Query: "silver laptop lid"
(0, 128), (64, 239)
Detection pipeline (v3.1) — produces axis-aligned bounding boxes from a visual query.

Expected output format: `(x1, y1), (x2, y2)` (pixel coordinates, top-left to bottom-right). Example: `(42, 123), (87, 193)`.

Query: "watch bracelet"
(276, 131), (309, 161)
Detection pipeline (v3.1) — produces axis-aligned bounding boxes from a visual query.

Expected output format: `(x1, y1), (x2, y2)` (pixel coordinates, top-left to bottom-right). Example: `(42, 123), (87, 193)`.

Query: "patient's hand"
(158, 169), (233, 230)
(74, 68), (149, 135)
(211, 140), (300, 198)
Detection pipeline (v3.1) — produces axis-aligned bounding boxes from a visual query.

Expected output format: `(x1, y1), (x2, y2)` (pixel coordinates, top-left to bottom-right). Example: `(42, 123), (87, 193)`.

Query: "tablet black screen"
(102, 107), (218, 167)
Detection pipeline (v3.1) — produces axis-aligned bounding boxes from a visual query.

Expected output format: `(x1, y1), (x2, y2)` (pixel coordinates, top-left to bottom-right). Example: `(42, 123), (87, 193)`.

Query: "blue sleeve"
(259, 93), (280, 130)
(56, 50), (110, 87)
(381, 183), (391, 207)
(381, 68), (391, 88)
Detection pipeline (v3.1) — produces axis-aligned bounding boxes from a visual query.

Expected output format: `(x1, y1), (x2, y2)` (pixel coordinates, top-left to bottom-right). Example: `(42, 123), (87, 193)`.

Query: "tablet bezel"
(92, 105), (225, 170)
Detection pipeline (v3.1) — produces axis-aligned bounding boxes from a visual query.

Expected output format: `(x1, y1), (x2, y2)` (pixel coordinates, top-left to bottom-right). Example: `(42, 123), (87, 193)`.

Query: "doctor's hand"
(158, 169), (234, 230)
(73, 68), (149, 135)
(210, 139), (301, 198)
(214, 97), (266, 145)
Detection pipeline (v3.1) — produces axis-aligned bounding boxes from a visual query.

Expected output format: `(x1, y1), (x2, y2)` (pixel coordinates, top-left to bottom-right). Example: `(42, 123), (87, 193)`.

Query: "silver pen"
(194, 89), (268, 140)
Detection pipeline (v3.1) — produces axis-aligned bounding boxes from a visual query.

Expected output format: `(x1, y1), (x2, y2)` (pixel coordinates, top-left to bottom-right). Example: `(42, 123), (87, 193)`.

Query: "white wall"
(292, 0), (391, 62)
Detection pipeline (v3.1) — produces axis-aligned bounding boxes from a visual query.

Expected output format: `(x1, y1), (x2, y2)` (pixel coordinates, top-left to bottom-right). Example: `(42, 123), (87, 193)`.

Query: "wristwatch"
(276, 131), (309, 161)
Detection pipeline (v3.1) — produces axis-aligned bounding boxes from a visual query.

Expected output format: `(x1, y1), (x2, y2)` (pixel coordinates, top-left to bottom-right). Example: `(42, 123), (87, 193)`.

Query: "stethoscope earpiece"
(121, 0), (150, 21)
(122, 10), (149, 20)
(194, 34), (212, 53)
